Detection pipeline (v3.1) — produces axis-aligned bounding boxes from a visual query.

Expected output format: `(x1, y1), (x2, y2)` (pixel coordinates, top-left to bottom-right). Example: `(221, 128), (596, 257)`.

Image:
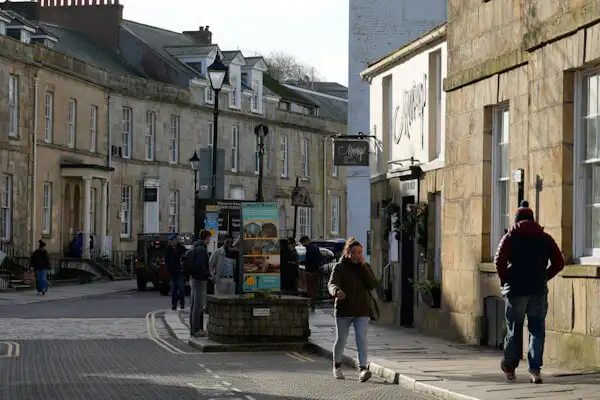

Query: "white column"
(82, 175), (92, 258)
(99, 179), (108, 257)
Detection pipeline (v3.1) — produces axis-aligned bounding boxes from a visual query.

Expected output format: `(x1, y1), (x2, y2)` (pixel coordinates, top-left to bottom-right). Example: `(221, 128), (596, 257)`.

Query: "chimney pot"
(205, 25), (209, 30)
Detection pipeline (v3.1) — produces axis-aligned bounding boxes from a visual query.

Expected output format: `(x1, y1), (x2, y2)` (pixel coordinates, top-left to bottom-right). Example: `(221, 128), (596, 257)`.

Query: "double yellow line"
(0, 341), (20, 358)
(285, 351), (314, 362)
(145, 309), (197, 355)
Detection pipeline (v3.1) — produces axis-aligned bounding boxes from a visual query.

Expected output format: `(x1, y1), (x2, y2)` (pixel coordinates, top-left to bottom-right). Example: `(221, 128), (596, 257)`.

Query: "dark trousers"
(170, 275), (185, 308)
(503, 294), (548, 372)
(305, 272), (318, 309)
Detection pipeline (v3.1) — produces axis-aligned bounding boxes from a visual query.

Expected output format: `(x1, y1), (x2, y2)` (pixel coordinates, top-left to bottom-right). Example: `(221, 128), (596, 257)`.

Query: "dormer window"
(21, 30), (30, 44)
(0, 22), (6, 36)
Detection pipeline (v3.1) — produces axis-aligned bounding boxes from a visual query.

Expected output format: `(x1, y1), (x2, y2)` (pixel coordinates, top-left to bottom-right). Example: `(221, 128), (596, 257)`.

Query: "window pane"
(588, 74), (599, 116)
(589, 206), (600, 248)
(499, 180), (508, 234)
(501, 110), (509, 143)
(499, 144), (509, 178)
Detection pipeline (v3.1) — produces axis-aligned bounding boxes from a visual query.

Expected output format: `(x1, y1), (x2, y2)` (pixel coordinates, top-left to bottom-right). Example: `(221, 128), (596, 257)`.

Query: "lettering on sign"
(333, 140), (370, 167)
(393, 73), (427, 146)
(253, 308), (271, 317)
(400, 180), (417, 196)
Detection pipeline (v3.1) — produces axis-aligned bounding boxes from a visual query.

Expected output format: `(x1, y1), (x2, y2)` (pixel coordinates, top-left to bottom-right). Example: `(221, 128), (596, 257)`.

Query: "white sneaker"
(359, 369), (372, 383)
(333, 367), (345, 379)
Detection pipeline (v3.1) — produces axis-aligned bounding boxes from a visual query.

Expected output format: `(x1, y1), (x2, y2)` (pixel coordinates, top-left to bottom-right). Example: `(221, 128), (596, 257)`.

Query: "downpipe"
(31, 73), (39, 251)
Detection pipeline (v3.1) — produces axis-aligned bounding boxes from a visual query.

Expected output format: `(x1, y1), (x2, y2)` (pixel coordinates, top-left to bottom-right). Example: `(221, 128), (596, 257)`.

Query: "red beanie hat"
(515, 200), (534, 223)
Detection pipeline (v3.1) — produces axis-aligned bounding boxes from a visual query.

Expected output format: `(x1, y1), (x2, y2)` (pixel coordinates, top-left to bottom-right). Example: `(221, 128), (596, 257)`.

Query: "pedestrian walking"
(184, 229), (211, 337)
(300, 236), (321, 311)
(494, 200), (565, 384)
(30, 240), (51, 295)
(165, 233), (187, 311)
(209, 236), (236, 296)
(327, 237), (377, 382)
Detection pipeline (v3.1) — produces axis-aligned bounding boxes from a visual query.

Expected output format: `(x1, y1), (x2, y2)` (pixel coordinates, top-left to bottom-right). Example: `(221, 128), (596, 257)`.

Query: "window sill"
(281, 175), (288, 179)
(229, 105), (241, 111)
(8, 134), (19, 140)
(41, 233), (52, 239)
(119, 236), (133, 242)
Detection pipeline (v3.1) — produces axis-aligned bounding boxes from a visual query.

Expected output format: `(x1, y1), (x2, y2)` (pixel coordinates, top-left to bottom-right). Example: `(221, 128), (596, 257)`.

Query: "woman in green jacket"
(328, 237), (377, 382)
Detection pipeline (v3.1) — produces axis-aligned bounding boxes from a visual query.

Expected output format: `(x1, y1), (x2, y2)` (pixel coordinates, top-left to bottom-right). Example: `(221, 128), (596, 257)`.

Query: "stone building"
(426, 0), (600, 369)
(347, 0), (447, 261)
(361, 24), (446, 326)
(0, 1), (348, 261)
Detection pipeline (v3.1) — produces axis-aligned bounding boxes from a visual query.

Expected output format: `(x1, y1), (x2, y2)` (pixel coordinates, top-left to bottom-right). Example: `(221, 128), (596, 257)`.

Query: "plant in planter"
(414, 279), (441, 308)
(399, 201), (428, 247)
(383, 201), (401, 240)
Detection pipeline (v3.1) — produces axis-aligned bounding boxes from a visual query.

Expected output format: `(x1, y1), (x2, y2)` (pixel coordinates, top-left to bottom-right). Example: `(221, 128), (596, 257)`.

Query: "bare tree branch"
(263, 51), (324, 88)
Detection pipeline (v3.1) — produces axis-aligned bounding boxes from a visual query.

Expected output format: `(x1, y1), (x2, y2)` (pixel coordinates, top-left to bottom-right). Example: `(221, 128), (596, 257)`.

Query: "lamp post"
(254, 124), (269, 202)
(207, 53), (228, 201)
(189, 150), (200, 237)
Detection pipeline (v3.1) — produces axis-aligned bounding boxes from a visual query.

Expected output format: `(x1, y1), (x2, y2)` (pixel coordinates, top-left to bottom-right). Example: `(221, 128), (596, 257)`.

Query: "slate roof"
(310, 82), (348, 99)
(263, 74), (314, 106)
(285, 85), (347, 122)
(40, 22), (143, 77)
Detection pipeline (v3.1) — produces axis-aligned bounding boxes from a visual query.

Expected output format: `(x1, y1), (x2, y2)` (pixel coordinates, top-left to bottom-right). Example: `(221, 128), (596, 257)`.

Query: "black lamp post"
(207, 53), (228, 201)
(254, 124), (269, 202)
(189, 150), (200, 237)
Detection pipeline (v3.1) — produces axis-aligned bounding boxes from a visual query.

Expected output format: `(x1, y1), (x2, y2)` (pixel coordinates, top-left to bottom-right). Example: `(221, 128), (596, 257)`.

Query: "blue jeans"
(35, 269), (48, 293)
(503, 294), (548, 372)
(333, 316), (369, 368)
(171, 275), (185, 308)
(189, 279), (207, 335)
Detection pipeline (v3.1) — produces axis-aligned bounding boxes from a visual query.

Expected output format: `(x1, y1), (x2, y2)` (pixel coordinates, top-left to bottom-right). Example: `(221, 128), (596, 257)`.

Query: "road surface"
(0, 290), (434, 400)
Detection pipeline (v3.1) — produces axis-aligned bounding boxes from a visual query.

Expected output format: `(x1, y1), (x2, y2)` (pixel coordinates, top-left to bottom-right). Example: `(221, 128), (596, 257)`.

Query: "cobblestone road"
(0, 291), (434, 400)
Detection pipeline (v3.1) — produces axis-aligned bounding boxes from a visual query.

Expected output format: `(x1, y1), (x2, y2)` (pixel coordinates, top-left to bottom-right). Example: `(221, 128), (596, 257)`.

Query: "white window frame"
(90, 187), (97, 235)
(281, 135), (288, 178)
(574, 69), (600, 263)
(42, 182), (52, 235)
(44, 91), (53, 143)
(90, 105), (97, 152)
(122, 107), (132, 158)
(491, 106), (510, 257)
(230, 187), (245, 200)
(208, 122), (214, 148)
(168, 190), (179, 233)
(251, 79), (259, 112)
(301, 138), (309, 177)
(298, 207), (312, 238)
(8, 74), (18, 138)
(68, 99), (77, 148)
(331, 195), (340, 234)
(231, 125), (239, 172)
(332, 142), (339, 177)
(169, 115), (180, 164)
(120, 185), (132, 238)
(254, 135), (260, 175)
(0, 174), (12, 240)
(229, 73), (240, 109)
(145, 111), (156, 161)
(205, 87), (214, 105)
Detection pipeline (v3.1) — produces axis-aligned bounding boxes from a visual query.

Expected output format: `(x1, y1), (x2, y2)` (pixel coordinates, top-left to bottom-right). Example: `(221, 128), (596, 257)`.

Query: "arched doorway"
(73, 184), (81, 233)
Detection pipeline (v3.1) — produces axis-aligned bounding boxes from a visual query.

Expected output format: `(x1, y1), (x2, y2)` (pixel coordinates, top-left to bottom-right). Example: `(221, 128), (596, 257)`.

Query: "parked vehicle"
(135, 233), (193, 295)
(309, 239), (346, 260)
(296, 245), (336, 303)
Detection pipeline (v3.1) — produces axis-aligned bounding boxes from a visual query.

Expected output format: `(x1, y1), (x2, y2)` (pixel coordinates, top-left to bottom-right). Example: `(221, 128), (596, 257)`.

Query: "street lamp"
(207, 53), (228, 201)
(189, 150), (200, 237)
(254, 124), (269, 202)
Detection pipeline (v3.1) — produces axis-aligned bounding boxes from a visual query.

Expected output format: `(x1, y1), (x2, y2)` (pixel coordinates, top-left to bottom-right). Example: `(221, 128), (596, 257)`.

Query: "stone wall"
(439, 0), (600, 368)
(207, 295), (310, 344)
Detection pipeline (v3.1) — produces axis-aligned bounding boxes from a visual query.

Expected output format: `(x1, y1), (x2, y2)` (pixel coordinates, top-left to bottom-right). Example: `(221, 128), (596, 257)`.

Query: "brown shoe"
(529, 371), (543, 384)
(501, 361), (516, 381)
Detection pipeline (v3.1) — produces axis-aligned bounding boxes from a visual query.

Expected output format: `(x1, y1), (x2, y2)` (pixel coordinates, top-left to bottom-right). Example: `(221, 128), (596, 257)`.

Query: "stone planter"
(206, 295), (311, 344)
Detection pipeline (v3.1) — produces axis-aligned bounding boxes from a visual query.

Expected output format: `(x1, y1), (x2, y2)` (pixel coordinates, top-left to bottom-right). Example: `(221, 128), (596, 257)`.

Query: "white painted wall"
(347, 0), (447, 261)
(370, 40), (447, 171)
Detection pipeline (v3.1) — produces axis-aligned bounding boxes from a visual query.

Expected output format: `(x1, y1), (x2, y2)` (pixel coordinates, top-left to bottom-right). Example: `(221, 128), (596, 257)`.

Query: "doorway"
(400, 195), (416, 327)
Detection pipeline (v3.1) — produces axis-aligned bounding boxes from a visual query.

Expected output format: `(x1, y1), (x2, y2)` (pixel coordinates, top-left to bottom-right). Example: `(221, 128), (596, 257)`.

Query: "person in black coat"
(164, 233), (187, 310)
(30, 240), (51, 295)
(280, 238), (299, 295)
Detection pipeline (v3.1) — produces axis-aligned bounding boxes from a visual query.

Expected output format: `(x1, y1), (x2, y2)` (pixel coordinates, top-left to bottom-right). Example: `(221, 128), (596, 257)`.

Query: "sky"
(120, 0), (349, 86)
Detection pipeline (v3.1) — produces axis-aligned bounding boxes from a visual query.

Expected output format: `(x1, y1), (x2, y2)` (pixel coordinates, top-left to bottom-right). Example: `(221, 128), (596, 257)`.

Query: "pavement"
(0, 279), (135, 305)
(165, 307), (600, 399)
(0, 287), (433, 399)
(308, 309), (600, 400)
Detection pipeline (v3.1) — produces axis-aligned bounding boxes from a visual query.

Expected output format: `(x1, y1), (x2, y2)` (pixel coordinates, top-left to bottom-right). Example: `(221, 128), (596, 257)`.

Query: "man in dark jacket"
(280, 238), (300, 295)
(494, 200), (564, 384)
(165, 233), (187, 311)
(184, 230), (212, 337)
(300, 236), (321, 311)
(30, 240), (51, 295)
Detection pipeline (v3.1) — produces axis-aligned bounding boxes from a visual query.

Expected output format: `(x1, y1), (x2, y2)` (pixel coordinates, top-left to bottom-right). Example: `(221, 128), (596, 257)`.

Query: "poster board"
(241, 202), (280, 292)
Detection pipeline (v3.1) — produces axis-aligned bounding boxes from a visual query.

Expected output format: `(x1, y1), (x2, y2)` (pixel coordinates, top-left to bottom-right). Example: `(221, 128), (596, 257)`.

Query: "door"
(400, 196), (415, 327)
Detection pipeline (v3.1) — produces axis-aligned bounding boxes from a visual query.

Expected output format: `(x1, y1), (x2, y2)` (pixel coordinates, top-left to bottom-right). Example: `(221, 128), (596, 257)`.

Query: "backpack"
(182, 247), (198, 277)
